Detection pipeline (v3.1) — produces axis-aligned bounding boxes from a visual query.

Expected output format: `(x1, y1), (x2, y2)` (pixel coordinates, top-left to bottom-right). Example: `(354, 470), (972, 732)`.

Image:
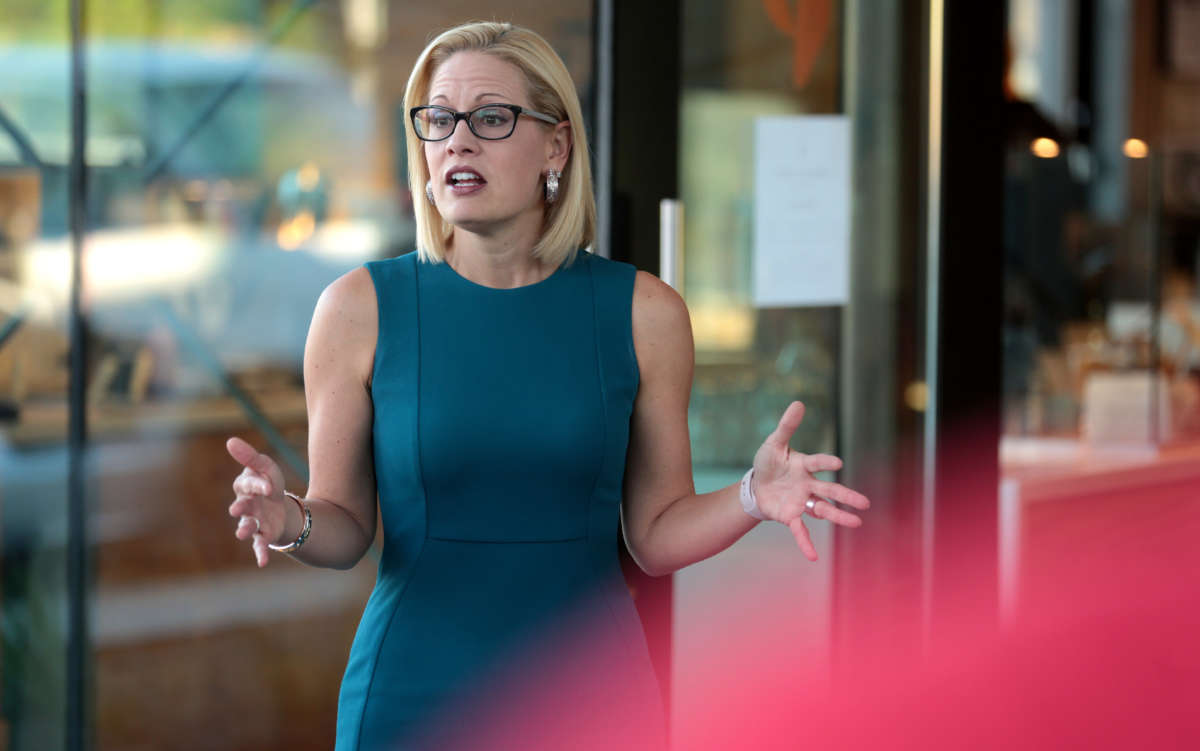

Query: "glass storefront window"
(679, 0), (843, 496)
(2, 7), (72, 747)
(999, 0), (1200, 630)
(1002, 0), (1200, 447)
(670, 0), (923, 743)
(1, 2), (593, 747)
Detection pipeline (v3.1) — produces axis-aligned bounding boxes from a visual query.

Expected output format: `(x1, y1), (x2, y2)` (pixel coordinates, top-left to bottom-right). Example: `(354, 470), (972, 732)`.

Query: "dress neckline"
(435, 249), (581, 292)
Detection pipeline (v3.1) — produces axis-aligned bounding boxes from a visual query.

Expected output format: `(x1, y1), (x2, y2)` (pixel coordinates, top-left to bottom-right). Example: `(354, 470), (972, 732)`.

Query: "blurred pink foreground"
(406, 476), (1198, 750)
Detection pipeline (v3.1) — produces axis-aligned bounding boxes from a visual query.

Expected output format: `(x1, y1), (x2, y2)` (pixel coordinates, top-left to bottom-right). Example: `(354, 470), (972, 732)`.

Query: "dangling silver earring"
(544, 168), (561, 204)
(425, 180), (435, 207)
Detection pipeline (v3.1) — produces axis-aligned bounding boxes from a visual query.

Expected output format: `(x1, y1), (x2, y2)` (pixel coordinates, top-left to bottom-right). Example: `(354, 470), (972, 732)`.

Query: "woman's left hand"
(751, 401), (871, 561)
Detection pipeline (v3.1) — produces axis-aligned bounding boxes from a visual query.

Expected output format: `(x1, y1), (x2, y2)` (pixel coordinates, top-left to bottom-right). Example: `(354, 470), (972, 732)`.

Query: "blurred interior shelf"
(3, 387), (307, 447)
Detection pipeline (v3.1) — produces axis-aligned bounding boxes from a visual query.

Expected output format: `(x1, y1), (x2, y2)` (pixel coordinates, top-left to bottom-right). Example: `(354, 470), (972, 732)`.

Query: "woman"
(226, 21), (869, 751)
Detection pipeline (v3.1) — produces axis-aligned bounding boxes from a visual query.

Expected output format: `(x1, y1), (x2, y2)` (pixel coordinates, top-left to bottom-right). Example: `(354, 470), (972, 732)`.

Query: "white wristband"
(739, 468), (766, 520)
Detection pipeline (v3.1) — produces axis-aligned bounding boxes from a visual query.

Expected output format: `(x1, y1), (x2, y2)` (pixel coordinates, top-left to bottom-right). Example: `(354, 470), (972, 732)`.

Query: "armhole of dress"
(625, 265), (642, 393)
(364, 261), (384, 396)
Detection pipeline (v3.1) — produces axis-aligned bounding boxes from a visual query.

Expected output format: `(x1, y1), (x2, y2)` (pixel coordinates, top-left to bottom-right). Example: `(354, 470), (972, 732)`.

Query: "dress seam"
(588, 257), (642, 667)
(352, 549), (425, 751)
(352, 253), (429, 751)
(415, 255), (429, 567)
(585, 255), (609, 540)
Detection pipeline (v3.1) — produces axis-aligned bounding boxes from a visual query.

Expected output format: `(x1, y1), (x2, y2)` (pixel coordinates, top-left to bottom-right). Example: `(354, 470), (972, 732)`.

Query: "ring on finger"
(804, 498), (818, 516)
(240, 515), (261, 534)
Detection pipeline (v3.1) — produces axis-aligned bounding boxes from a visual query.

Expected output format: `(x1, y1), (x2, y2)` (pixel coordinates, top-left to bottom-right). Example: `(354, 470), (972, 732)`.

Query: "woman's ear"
(547, 121), (572, 171)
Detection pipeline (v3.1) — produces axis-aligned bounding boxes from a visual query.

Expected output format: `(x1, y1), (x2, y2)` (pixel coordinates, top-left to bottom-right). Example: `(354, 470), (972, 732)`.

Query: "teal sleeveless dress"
(336, 249), (668, 750)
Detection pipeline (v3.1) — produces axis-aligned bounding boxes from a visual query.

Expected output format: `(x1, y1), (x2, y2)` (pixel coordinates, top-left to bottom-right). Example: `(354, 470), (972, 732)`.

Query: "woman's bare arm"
(227, 266), (379, 570)
(620, 271), (870, 576)
(619, 271), (756, 577)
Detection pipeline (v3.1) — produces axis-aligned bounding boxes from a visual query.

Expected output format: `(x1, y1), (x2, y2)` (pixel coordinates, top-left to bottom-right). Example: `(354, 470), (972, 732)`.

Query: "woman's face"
(423, 51), (570, 240)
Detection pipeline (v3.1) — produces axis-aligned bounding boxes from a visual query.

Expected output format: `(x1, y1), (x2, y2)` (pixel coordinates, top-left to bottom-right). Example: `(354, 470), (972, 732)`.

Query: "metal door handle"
(659, 198), (684, 292)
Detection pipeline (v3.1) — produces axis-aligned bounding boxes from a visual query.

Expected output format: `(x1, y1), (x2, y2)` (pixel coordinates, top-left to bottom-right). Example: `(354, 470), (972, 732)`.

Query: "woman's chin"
(441, 204), (543, 239)
(445, 214), (498, 234)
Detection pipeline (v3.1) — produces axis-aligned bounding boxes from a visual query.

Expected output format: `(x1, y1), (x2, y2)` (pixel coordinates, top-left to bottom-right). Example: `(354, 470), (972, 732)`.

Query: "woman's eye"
(476, 109), (510, 126)
(429, 113), (453, 127)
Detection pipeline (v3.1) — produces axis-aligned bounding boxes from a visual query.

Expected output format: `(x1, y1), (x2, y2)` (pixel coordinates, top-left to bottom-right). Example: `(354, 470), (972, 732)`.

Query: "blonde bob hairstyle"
(403, 21), (596, 267)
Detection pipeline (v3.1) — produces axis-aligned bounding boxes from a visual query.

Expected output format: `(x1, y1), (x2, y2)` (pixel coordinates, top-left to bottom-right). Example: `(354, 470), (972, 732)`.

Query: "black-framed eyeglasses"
(409, 103), (561, 142)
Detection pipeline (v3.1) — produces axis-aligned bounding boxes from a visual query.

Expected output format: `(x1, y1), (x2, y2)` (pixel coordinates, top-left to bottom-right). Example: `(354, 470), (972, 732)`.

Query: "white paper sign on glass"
(753, 115), (850, 308)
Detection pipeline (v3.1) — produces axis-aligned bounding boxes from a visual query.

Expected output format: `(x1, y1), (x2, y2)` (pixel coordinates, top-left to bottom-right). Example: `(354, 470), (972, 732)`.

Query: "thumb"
(767, 401), (806, 450)
(225, 436), (283, 487)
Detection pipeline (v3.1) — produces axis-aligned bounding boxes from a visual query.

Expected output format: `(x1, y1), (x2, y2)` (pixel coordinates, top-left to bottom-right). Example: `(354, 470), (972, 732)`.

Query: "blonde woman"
(226, 21), (869, 750)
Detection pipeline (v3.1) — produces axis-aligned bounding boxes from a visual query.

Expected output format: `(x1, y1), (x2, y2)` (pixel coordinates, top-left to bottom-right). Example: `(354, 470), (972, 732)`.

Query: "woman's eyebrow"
(428, 92), (509, 104)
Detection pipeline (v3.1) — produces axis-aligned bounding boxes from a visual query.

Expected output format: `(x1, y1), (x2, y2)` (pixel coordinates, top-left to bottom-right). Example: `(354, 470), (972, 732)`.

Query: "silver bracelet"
(739, 468), (766, 520)
(268, 490), (312, 553)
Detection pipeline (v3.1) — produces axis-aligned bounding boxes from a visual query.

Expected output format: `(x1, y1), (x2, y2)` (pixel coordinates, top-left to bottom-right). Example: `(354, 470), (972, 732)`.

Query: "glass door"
(1, 2), (599, 748)
(667, 1), (927, 745)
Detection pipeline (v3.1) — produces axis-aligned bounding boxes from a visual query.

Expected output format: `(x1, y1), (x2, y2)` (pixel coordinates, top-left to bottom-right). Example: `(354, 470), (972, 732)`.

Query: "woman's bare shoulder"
(307, 265), (378, 389)
(320, 265), (376, 309)
(315, 266), (378, 336)
(631, 270), (691, 340)
(630, 270), (693, 380)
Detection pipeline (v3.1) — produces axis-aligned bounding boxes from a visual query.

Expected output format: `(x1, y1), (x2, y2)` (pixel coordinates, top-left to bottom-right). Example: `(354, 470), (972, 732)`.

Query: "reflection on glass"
(1030, 136), (1060, 158)
(672, 2), (882, 744)
(680, 8), (842, 469)
(1122, 138), (1148, 160)
(2, 2), (594, 747)
(1, 17), (71, 751)
(1001, 2), (1200, 449)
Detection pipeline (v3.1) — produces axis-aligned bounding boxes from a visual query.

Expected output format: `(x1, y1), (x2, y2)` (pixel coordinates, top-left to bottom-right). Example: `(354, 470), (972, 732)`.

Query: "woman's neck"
(444, 215), (553, 289)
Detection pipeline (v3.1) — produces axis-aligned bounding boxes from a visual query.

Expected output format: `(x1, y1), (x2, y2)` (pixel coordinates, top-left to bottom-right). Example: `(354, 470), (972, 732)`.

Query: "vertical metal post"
(927, 0), (1005, 647)
(658, 199), (683, 291)
(1148, 148), (1162, 443)
(920, 0), (945, 656)
(66, 0), (90, 748)
(592, 0), (614, 259)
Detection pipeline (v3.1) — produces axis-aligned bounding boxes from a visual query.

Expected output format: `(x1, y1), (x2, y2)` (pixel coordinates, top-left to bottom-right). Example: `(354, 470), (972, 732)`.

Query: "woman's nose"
(444, 119), (479, 154)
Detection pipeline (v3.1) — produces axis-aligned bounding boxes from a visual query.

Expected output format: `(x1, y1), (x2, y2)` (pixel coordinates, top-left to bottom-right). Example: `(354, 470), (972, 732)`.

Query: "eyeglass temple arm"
(523, 108), (562, 125)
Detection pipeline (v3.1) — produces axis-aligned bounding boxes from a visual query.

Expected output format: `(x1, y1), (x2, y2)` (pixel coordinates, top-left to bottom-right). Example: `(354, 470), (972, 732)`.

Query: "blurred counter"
(999, 435), (1200, 625)
(1001, 434), (1200, 503)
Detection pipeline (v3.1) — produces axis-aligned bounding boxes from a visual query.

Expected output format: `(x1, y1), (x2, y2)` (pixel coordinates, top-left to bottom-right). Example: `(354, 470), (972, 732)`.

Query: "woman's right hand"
(226, 436), (290, 568)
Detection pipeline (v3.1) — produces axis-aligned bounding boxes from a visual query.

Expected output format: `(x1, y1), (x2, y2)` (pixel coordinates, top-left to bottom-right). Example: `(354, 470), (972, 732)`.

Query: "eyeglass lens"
(414, 106), (516, 140)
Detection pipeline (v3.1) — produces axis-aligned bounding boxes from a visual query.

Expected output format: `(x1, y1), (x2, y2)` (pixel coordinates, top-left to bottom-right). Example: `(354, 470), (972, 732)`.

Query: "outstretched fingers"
(251, 533), (270, 568)
(234, 513), (259, 541)
(226, 437), (281, 569)
(232, 471), (273, 500)
(230, 495), (271, 567)
(811, 501), (863, 528)
(229, 494), (264, 540)
(802, 453), (844, 474)
(788, 517), (818, 561)
(767, 401), (806, 450)
(810, 480), (870, 510)
(226, 436), (278, 482)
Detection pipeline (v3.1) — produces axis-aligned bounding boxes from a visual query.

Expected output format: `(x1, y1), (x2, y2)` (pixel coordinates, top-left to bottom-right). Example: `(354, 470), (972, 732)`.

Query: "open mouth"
(446, 168), (486, 189)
